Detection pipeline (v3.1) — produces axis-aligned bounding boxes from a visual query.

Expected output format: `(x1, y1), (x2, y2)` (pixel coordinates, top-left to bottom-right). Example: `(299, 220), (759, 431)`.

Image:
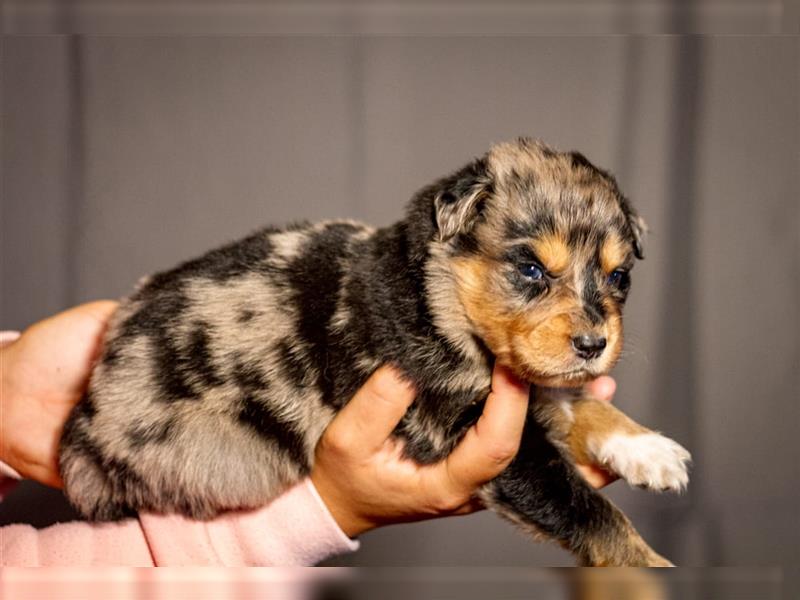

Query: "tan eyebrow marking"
(600, 234), (628, 273)
(532, 234), (571, 275)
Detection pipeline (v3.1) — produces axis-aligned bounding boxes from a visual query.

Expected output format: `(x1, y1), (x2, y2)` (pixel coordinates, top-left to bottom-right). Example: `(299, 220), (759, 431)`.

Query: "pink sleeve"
(0, 479), (358, 566)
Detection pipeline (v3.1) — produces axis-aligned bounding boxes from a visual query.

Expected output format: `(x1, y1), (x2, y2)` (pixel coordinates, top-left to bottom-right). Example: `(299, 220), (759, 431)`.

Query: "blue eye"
(519, 263), (545, 280)
(608, 269), (630, 289)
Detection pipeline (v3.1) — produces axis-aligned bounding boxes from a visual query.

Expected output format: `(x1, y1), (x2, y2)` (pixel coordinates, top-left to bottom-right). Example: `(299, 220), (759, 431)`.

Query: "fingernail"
(0, 331), (21, 348)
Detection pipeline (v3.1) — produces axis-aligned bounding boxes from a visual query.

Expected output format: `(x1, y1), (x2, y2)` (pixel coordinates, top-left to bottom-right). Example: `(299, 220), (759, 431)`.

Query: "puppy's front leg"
(479, 412), (672, 566)
(540, 391), (691, 493)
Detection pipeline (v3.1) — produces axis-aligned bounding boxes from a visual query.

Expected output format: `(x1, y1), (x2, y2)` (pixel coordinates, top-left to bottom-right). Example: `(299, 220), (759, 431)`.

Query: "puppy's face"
(430, 139), (646, 387)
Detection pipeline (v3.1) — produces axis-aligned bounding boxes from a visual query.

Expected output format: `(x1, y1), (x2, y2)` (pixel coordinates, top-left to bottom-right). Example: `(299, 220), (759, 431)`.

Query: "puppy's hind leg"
(59, 448), (140, 521)
(480, 412), (672, 567)
(59, 406), (141, 522)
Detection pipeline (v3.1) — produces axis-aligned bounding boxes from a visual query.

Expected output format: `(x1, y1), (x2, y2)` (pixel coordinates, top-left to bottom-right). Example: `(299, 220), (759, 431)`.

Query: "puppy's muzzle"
(571, 334), (607, 360)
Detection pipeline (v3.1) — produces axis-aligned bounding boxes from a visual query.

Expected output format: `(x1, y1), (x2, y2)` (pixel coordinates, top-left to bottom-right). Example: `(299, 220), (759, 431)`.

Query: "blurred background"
(2, 0), (798, 572)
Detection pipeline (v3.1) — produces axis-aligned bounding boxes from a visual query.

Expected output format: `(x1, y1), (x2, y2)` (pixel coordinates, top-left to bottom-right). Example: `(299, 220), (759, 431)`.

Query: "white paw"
(592, 432), (691, 492)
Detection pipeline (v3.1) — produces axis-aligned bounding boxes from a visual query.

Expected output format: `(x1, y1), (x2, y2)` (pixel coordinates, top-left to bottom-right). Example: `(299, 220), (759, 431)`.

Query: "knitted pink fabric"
(0, 479), (359, 566)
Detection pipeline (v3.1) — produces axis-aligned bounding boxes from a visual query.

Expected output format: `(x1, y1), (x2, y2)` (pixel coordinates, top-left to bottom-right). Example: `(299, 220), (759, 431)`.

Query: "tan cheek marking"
(532, 234), (571, 275)
(600, 234), (628, 274)
(451, 257), (513, 356)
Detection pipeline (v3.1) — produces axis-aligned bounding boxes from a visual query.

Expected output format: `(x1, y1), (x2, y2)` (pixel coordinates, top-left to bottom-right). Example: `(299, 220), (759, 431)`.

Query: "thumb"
(323, 366), (416, 457)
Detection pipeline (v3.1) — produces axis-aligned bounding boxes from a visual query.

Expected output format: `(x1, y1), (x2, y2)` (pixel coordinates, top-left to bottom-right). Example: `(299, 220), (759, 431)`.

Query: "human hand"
(311, 363), (529, 537)
(0, 301), (118, 488)
(311, 365), (619, 537)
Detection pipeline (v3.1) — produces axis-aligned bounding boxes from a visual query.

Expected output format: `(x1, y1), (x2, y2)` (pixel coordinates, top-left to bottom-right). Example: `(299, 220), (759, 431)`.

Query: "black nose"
(572, 334), (607, 360)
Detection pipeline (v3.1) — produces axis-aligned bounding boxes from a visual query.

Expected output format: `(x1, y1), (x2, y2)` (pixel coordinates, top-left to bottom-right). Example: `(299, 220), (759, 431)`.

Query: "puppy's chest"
(396, 371), (492, 464)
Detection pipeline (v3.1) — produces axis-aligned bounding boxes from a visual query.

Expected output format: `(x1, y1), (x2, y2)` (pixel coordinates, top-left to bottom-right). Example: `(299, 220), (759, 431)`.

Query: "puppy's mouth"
(521, 363), (606, 388)
(530, 370), (593, 388)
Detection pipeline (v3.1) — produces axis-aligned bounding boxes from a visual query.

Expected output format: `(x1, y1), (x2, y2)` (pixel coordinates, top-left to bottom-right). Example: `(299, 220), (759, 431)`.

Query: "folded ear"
(434, 157), (492, 242)
(619, 197), (648, 259)
(629, 213), (648, 259)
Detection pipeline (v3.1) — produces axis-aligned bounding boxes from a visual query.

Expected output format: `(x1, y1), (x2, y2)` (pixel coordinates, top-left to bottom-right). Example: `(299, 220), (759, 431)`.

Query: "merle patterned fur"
(59, 138), (676, 566)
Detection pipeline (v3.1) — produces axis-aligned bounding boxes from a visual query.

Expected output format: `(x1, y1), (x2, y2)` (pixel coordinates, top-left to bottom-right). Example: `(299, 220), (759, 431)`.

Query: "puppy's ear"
(434, 158), (492, 242)
(628, 213), (648, 259)
(620, 197), (648, 259)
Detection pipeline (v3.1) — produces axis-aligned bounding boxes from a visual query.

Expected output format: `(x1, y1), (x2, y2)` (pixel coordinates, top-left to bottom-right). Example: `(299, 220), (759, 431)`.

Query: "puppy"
(60, 138), (690, 566)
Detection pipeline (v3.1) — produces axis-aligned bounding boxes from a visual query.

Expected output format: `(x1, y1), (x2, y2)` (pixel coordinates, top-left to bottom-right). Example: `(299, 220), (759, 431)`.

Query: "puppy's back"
(59, 222), (370, 520)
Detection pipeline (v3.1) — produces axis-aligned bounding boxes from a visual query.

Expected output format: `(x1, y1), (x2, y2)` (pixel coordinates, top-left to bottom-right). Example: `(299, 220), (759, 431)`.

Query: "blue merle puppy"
(60, 138), (690, 566)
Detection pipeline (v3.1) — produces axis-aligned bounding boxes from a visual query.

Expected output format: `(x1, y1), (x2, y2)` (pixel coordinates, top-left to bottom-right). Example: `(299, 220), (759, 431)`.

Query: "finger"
(448, 496), (485, 516)
(325, 366), (416, 457)
(22, 301), (118, 363)
(27, 462), (63, 490)
(76, 300), (119, 325)
(576, 463), (618, 489)
(584, 375), (616, 403)
(436, 363), (529, 496)
(75, 301), (119, 362)
(31, 300), (117, 336)
(20, 301), (119, 396)
(489, 362), (530, 399)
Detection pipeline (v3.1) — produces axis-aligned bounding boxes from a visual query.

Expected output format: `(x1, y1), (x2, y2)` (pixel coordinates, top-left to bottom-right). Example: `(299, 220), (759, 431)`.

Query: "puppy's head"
(420, 138), (647, 387)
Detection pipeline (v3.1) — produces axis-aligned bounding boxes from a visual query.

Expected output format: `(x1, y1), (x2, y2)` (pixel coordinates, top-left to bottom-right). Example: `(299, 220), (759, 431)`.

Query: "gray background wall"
(1, 2), (798, 568)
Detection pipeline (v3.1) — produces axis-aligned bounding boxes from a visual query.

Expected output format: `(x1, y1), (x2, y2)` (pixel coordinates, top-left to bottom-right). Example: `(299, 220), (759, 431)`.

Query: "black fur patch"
(78, 391), (98, 419)
(569, 151), (614, 184)
(339, 222), (455, 383)
(237, 309), (256, 323)
(102, 345), (121, 367)
(186, 322), (225, 388)
(581, 272), (606, 325)
(127, 417), (177, 449)
(438, 157), (490, 201)
(232, 356), (270, 391)
(567, 224), (598, 249)
(397, 388), (485, 464)
(155, 336), (201, 401)
(276, 340), (315, 389)
(109, 289), (197, 401)
(105, 288), (187, 364)
(285, 223), (360, 402)
(450, 228), (483, 256)
(446, 397), (486, 440)
(149, 318), (224, 402)
(569, 151), (596, 172)
(507, 170), (538, 197)
(237, 396), (309, 471)
(504, 213), (557, 241)
(230, 354), (309, 470)
(397, 426), (440, 463)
